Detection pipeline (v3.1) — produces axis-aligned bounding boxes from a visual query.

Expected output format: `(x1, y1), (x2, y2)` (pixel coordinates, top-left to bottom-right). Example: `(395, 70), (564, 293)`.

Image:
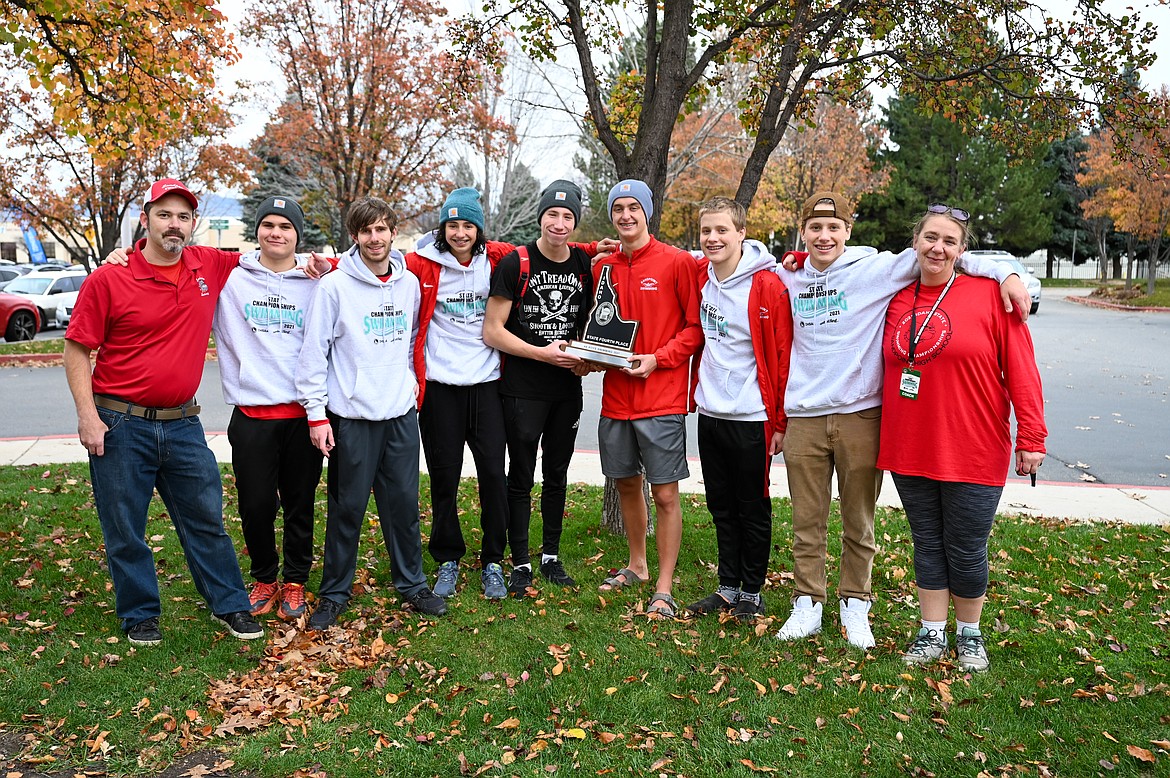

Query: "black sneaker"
(308, 598), (347, 631)
(407, 588), (448, 617)
(508, 566), (534, 597)
(539, 558), (577, 587)
(126, 617), (162, 646)
(686, 591), (735, 618)
(734, 593), (765, 623)
(213, 610), (265, 640)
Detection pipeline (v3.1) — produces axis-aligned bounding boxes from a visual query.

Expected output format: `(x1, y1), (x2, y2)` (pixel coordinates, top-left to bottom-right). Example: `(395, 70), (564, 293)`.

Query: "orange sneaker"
(248, 581), (280, 616)
(279, 582), (307, 620)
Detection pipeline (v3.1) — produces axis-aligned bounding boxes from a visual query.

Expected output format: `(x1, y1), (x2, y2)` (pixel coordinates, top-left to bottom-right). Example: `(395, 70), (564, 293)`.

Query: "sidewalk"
(4, 434), (1168, 526)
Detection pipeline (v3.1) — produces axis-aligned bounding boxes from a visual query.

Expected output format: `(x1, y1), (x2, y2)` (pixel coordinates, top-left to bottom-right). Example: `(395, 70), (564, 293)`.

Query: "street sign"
(209, 218), (230, 230)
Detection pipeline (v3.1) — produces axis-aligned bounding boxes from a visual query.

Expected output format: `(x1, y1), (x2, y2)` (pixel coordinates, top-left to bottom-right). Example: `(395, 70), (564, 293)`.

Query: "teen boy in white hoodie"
(297, 197), (447, 629)
(686, 197), (791, 623)
(773, 193), (1029, 649)
(213, 197), (322, 621)
(406, 188), (510, 601)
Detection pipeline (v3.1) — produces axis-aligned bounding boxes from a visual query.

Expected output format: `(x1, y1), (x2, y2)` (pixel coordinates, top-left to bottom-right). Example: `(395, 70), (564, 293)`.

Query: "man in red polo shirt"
(64, 178), (263, 646)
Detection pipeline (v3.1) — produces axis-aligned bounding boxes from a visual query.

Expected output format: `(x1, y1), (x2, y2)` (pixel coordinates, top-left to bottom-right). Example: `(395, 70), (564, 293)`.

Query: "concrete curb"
(1066, 295), (1170, 313)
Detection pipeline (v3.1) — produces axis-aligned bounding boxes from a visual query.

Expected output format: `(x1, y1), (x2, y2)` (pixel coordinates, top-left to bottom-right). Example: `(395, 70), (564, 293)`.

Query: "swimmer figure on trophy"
(562, 264), (641, 369)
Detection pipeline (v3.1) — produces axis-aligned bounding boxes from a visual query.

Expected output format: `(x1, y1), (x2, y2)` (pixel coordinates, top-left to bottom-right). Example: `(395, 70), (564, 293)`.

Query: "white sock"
(515, 564), (531, 572)
(716, 585), (740, 603)
(955, 619), (980, 635)
(542, 554), (558, 564)
(922, 619), (948, 640)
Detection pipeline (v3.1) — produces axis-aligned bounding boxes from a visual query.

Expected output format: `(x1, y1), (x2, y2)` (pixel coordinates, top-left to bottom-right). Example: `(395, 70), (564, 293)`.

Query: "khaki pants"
(784, 409), (883, 603)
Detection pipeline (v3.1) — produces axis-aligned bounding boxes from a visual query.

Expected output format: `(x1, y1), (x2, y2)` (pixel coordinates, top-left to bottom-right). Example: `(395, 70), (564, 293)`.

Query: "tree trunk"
(1148, 237), (1162, 296)
(600, 475), (654, 536)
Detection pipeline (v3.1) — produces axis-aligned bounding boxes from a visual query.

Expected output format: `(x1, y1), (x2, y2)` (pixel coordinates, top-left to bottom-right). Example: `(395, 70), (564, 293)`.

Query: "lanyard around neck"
(908, 272), (956, 366)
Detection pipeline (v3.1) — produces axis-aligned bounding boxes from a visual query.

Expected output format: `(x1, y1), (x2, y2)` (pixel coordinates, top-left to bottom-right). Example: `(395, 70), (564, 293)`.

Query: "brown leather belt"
(94, 395), (200, 421)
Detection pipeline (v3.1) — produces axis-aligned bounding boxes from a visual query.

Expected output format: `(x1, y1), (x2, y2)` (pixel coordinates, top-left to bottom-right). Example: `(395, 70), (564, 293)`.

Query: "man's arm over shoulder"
(957, 252), (1029, 321)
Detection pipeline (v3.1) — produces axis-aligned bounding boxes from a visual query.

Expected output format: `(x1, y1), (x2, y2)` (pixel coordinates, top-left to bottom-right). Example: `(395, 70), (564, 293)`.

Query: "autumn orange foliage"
(243, 0), (512, 242)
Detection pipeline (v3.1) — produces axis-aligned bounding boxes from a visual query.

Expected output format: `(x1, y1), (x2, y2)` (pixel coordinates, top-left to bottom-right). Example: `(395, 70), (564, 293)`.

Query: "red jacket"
(596, 237), (704, 419)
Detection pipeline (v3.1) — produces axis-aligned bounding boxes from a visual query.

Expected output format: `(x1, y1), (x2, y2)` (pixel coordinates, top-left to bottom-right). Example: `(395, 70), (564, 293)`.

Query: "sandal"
(645, 592), (678, 619)
(599, 567), (647, 591)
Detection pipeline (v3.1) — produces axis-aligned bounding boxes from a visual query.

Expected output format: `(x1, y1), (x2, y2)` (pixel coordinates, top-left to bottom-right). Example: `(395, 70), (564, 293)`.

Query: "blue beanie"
(607, 179), (654, 221)
(440, 187), (485, 232)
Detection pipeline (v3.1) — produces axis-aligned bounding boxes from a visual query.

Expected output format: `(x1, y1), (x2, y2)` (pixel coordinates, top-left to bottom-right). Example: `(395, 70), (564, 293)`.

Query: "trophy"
(562, 264), (641, 368)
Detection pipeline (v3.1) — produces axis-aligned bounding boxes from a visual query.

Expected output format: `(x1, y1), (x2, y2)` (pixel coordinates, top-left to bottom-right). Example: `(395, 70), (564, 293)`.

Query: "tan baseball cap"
(800, 191), (854, 226)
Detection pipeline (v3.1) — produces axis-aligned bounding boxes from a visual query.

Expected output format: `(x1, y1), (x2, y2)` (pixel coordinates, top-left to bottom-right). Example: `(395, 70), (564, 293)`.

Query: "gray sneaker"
(955, 627), (990, 672)
(482, 563), (507, 600)
(433, 561), (460, 598)
(902, 627), (948, 665)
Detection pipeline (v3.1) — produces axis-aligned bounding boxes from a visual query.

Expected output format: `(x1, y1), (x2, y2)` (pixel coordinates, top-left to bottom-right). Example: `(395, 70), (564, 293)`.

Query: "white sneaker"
(839, 597), (875, 649)
(775, 595), (823, 640)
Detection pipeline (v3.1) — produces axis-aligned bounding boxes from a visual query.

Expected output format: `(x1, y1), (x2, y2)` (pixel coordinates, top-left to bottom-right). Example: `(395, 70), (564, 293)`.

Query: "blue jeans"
(89, 406), (251, 630)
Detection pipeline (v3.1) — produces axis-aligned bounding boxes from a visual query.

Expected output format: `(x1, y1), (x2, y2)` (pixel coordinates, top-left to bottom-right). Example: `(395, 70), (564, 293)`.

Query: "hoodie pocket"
(792, 345), (873, 410)
(349, 362), (410, 407)
(238, 356), (290, 400)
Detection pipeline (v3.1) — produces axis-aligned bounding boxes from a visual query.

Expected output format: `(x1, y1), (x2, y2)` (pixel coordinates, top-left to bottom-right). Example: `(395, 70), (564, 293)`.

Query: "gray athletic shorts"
(598, 414), (689, 484)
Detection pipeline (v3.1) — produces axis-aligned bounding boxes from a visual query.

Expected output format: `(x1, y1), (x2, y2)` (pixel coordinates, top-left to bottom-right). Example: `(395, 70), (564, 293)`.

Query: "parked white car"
(55, 290), (81, 328)
(3, 268), (88, 328)
(966, 250), (1041, 314)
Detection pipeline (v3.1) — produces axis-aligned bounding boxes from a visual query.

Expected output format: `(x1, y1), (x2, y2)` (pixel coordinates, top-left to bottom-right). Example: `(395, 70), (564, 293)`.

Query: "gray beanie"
(537, 180), (583, 224)
(255, 195), (305, 245)
(607, 179), (654, 221)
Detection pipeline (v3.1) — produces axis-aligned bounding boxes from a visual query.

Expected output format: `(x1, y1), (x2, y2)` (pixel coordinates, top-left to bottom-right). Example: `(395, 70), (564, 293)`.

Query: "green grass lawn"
(1038, 277), (1101, 288)
(0, 338), (65, 356)
(1127, 278), (1170, 308)
(1, 464), (1167, 776)
(0, 337), (215, 357)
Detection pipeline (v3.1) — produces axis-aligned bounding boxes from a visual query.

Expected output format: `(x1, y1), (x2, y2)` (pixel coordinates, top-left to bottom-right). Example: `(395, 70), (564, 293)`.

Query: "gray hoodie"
(415, 236), (500, 385)
(776, 246), (1012, 417)
(296, 245), (420, 422)
(695, 239), (775, 421)
(213, 250), (317, 408)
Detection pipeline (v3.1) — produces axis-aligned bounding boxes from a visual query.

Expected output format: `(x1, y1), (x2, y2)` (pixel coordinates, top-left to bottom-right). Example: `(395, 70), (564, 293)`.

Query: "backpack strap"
(515, 245), (531, 310)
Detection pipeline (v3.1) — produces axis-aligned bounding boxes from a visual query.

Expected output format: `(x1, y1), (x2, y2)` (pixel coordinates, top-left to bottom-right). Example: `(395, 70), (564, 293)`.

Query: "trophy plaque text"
(563, 264), (641, 368)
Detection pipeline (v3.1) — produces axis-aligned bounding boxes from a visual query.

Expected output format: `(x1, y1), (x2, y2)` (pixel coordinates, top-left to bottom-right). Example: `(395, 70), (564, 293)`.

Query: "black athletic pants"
(697, 414), (772, 594)
(419, 381), (508, 566)
(501, 394), (582, 567)
(227, 408), (323, 585)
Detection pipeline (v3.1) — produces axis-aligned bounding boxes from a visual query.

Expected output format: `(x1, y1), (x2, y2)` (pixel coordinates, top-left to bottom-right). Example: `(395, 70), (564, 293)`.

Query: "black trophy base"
(562, 340), (640, 369)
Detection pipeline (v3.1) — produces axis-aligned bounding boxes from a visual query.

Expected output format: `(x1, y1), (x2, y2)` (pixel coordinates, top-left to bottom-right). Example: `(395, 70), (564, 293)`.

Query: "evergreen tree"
(241, 147), (331, 251)
(853, 94), (1058, 255)
(492, 162), (541, 246)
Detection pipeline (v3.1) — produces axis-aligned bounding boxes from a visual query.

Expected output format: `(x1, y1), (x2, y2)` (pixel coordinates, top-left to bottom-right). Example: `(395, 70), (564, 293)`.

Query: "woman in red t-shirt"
(877, 205), (1046, 673)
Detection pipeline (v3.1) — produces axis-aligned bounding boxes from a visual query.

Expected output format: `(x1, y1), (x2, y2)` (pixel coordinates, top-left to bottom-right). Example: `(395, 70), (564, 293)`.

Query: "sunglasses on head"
(926, 203), (971, 222)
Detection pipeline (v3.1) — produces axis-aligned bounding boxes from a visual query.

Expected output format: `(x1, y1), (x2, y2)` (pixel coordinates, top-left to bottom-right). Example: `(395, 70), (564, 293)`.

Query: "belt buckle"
(143, 407), (159, 421)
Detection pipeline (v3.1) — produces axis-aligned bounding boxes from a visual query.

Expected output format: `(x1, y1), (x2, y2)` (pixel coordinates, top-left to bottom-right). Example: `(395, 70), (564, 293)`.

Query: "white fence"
(1020, 252), (1169, 281)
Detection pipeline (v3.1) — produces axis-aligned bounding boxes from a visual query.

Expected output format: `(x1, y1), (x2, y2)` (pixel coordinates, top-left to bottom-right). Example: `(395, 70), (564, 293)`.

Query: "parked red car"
(0, 292), (41, 341)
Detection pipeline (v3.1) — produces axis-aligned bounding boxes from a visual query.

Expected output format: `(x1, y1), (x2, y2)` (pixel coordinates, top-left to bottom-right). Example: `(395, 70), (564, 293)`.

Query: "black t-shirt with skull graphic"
(490, 242), (593, 400)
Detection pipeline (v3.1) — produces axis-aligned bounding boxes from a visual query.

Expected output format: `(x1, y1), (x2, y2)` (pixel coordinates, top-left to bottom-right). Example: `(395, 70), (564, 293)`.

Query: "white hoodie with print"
(214, 250), (316, 407)
(695, 239), (775, 421)
(414, 237), (500, 385)
(296, 245), (420, 422)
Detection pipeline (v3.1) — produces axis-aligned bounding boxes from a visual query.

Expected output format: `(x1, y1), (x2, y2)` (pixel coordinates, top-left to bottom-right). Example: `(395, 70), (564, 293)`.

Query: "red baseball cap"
(143, 178), (198, 210)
